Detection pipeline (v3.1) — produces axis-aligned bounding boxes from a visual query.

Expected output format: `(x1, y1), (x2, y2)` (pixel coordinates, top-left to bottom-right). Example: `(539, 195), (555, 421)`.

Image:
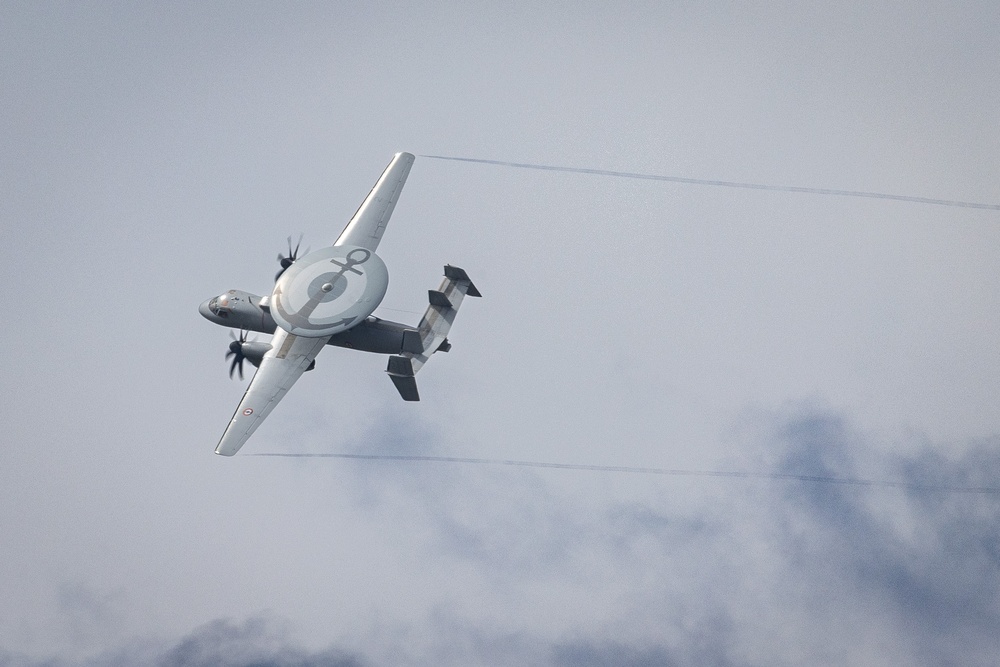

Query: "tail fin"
(386, 265), (481, 401)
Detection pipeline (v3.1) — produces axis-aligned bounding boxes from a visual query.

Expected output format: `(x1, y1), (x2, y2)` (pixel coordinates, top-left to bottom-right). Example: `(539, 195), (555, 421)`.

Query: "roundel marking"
(243, 408), (254, 416)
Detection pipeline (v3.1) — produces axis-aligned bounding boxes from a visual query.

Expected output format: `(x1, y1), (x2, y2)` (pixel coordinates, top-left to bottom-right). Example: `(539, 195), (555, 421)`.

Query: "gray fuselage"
(199, 289), (413, 355)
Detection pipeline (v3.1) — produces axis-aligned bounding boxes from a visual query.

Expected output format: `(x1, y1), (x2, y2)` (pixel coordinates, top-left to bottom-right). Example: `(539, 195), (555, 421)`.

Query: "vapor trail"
(252, 452), (1000, 494)
(421, 155), (1000, 211)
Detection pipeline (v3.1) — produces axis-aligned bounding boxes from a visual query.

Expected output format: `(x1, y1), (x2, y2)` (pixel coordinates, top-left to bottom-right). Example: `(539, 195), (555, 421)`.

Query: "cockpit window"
(209, 294), (232, 317)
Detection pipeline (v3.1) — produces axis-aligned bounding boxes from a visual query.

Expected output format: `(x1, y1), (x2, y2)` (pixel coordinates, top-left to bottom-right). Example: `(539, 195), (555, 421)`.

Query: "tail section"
(386, 265), (481, 401)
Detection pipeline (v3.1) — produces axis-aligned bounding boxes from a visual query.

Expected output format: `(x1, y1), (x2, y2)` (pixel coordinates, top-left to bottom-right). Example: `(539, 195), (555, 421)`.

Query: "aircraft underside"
(198, 153), (480, 456)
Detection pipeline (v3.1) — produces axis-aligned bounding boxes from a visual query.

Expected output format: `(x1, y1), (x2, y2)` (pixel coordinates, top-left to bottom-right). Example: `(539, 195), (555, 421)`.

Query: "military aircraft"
(199, 152), (480, 456)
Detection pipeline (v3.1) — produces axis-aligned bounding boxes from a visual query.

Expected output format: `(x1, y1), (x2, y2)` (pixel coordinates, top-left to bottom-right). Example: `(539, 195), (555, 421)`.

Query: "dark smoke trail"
(420, 155), (1000, 211)
(251, 452), (1000, 495)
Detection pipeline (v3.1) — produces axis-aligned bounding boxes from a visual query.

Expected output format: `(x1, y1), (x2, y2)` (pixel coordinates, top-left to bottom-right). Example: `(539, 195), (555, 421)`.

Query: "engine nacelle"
(237, 341), (272, 369)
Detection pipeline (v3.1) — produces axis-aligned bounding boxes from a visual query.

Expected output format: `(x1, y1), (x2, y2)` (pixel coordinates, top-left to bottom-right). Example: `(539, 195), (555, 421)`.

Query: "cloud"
(51, 583), (122, 657)
(768, 413), (1000, 664)
(149, 618), (364, 667)
(8, 409), (997, 667)
(0, 618), (365, 667)
(327, 405), (1000, 666)
(550, 639), (718, 667)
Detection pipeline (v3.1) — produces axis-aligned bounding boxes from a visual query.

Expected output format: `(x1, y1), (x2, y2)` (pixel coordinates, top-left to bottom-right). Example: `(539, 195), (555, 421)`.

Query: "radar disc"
(270, 245), (389, 337)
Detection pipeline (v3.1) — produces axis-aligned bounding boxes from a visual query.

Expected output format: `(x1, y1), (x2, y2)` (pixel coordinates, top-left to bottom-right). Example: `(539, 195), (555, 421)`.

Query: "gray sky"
(2, 2), (999, 665)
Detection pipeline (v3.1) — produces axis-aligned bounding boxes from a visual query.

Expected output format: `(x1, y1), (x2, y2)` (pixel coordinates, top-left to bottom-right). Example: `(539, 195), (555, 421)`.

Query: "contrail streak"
(251, 452), (1000, 495)
(420, 155), (1000, 211)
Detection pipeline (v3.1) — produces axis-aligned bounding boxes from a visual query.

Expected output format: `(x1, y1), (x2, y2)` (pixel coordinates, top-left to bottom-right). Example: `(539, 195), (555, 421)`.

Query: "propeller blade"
(228, 355), (242, 379)
(224, 329), (249, 380)
(275, 234), (306, 282)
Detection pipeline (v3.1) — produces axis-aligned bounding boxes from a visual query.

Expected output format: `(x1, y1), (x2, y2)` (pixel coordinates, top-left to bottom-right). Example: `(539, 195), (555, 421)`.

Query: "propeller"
(225, 329), (250, 380)
(275, 234), (307, 281)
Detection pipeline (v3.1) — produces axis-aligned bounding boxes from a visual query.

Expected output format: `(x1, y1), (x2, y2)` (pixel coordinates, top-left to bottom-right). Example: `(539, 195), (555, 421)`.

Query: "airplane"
(198, 152), (480, 456)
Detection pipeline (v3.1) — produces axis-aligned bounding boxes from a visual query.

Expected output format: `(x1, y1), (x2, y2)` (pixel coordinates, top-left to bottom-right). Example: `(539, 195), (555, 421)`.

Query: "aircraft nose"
(199, 299), (214, 320)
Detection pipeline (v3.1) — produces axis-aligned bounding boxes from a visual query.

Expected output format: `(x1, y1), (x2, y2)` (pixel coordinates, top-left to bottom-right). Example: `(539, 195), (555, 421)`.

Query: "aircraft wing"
(215, 328), (330, 456)
(334, 152), (415, 251)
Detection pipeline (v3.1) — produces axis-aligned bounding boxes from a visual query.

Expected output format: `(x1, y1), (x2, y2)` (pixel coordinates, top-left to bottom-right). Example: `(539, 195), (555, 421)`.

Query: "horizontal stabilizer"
(386, 355), (419, 401)
(389, 375), (419, 401)
(385, 265), (480, 400)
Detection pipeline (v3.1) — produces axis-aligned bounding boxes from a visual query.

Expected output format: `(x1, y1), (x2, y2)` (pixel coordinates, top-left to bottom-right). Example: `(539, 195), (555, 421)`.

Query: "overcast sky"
(2, 2), (999, 665)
